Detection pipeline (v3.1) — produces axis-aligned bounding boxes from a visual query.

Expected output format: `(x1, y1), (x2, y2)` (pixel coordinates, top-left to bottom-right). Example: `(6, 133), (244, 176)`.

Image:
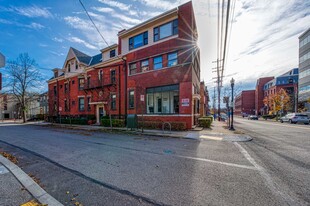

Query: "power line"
(78, 0), (125, 62)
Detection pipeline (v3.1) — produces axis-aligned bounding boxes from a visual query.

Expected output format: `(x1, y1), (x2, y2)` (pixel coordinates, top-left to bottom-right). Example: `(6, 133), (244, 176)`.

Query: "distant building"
(199, 82), (210, 116)
(298, 28), (310, 111)
(235, 90), (255, 116)
(263, 68), (299, 114)
(39, 92), (49, 116)
(255, 77), (274, 115)
(0, 94), (19, 119)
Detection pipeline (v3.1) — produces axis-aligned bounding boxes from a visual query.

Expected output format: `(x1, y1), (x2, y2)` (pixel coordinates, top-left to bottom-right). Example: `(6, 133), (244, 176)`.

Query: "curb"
(0, 154), (63, 206)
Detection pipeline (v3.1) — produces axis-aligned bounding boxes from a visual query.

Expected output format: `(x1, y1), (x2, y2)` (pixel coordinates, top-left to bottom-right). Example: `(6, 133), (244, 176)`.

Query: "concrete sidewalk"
(24, 120), (252, 142)
(0, 162), (33, 206)
(0, 153), (63, 206)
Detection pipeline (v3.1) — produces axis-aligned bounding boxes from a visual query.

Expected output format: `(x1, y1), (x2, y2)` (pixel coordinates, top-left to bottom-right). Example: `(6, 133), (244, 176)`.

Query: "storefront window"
(146, 85), (179, 114)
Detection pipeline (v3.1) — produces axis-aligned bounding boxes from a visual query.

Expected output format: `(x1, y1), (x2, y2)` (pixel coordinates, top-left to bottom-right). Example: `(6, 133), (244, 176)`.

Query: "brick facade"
(234, 90), (255, 116)
(48, 1), (201, 129)
(255, 77), (274, 115)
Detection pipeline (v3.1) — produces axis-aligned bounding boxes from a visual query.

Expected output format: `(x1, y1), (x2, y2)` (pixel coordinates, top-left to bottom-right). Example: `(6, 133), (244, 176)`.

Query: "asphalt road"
(0, 122), (309, 206)
(235, 117), (310, 205)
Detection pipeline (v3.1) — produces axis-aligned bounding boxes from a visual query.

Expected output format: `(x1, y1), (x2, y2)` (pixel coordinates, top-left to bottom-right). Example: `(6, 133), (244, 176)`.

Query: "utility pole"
(213, 87), (216, 119)
(212, 59), (223, 121)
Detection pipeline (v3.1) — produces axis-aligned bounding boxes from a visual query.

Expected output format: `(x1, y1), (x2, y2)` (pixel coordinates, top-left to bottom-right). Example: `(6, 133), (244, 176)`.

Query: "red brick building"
(262, 68), (299, 114)
(255, 77), (274, 115)
(234, 90), (255, 116)
(48, 1), (200, 129)
(199, 81), (209, 117)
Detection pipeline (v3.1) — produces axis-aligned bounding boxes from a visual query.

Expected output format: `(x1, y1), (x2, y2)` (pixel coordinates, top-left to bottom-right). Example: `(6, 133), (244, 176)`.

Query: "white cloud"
(137, 0), (185, 10)
(39, 43), (48, 47)
(112, 13), (141, 24)
(12, 5), (53, 18)
(67, 36), (97, 50)
(64, 15), (118, 49)
(91, 7), (114, 13)
(26, 22), (44, 29)
(52, 37), (64, 43)
(98, 0), (131, 11)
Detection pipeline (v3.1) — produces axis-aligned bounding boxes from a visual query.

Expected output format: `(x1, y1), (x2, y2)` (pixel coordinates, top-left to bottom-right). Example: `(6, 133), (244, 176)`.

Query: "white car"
(280, 113), (309, 125)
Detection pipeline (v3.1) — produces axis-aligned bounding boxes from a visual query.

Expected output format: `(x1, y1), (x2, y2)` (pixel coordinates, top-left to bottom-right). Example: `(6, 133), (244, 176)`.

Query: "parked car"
(219, 114), (228, 121)
(242, 113), (249, 118)
(248, 115), (258, 120)
(280, 113), (309, 124)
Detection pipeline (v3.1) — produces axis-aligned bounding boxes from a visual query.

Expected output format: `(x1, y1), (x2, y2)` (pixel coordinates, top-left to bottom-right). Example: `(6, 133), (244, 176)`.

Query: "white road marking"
(234, 142), (301, 206)
(174, 154), (257, 170)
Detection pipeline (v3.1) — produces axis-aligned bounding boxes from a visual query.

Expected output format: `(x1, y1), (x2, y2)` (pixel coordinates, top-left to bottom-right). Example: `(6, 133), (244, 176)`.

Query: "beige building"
(0, 93), (19, 119)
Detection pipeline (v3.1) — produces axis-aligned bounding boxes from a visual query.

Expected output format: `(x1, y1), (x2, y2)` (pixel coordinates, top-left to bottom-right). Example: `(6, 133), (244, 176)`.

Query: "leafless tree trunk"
(5, 53), (43, 123)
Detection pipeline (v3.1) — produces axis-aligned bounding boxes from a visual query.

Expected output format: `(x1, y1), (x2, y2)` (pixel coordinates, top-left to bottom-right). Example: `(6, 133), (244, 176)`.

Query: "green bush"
(198, 118), (212, 128)
(138, 121), (187, 131)
(262, 114), (276, 120)
(101, 119), (125, 127)
(203, 116), (214, 123)
(56, 118), (88, 125)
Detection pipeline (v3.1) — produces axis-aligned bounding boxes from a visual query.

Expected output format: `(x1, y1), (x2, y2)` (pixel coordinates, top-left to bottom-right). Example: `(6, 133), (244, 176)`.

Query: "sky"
(0, 0), (309, 94)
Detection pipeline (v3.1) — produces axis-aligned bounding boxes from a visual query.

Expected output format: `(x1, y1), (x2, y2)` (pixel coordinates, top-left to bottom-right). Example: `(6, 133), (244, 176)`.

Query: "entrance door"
(157, 98), (162, 113)
(96, 106), (105, 124)
(99, 107), (105, 119)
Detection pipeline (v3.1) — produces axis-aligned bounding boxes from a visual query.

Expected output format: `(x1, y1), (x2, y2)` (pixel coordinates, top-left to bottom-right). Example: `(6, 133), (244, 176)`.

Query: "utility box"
(127, 114), (138, 129)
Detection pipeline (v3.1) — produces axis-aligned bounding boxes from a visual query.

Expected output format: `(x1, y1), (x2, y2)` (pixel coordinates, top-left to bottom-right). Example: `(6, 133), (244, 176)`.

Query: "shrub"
(138, 121), (187, 131)
(56, 118), (88, 125)
(262, 114), (276, 120)
(203, 116), (214, 123)
(101, 119), (125, 127)
(198, 118), (212, 128)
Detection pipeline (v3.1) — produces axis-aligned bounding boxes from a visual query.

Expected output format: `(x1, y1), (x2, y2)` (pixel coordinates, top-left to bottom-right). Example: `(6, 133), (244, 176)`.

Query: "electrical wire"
(78, 0), (125, 62)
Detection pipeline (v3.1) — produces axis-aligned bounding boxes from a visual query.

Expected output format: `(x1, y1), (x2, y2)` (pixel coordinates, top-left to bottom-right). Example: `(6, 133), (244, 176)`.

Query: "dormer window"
(68, 64), (71, 72)
(75, 61), (78, 70)
(110, 49), (116, 58)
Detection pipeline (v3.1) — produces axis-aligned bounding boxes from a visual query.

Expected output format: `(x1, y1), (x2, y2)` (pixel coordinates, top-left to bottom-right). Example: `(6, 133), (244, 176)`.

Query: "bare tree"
(5, 53), (43, 123)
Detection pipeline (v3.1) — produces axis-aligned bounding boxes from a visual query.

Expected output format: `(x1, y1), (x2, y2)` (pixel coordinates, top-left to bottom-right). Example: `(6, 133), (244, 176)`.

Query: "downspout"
(123, 60), (127, 124)
(118, 65), (121, 117)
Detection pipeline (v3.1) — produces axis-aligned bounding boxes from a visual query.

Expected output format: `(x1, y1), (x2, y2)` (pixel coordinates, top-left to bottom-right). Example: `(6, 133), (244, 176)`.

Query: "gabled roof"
(71, 47), (92, 65)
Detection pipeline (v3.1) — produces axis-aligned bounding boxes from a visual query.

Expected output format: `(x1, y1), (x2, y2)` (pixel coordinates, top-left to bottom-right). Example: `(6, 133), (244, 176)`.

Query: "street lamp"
(229, 78), (235, 130)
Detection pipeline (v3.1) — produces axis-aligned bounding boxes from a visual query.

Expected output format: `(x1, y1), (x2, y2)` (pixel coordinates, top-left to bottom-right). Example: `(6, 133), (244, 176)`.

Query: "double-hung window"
(110, 49), (116, 58)
(129, 63), (137, 75)
(79, 97), (85, 111)
(78, 78), (85, 90)
(87, 97), (91, 111)
(129, 90), (134, 109)
(111, 70), (116, 84)
(154, 19), (178, 42)
(153, 56), (163, 70)
(64, 83), (68, 93)
(141, 59), (149, 72)
(168, 52), (178, 67)
(129, 31), (148, 50)
(111, 94), (116, 110)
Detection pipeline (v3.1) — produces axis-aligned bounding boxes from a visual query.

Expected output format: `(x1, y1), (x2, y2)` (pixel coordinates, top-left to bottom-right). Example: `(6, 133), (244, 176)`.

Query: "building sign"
(181, 98), (189, 106)
(140, 94), (144, 102)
